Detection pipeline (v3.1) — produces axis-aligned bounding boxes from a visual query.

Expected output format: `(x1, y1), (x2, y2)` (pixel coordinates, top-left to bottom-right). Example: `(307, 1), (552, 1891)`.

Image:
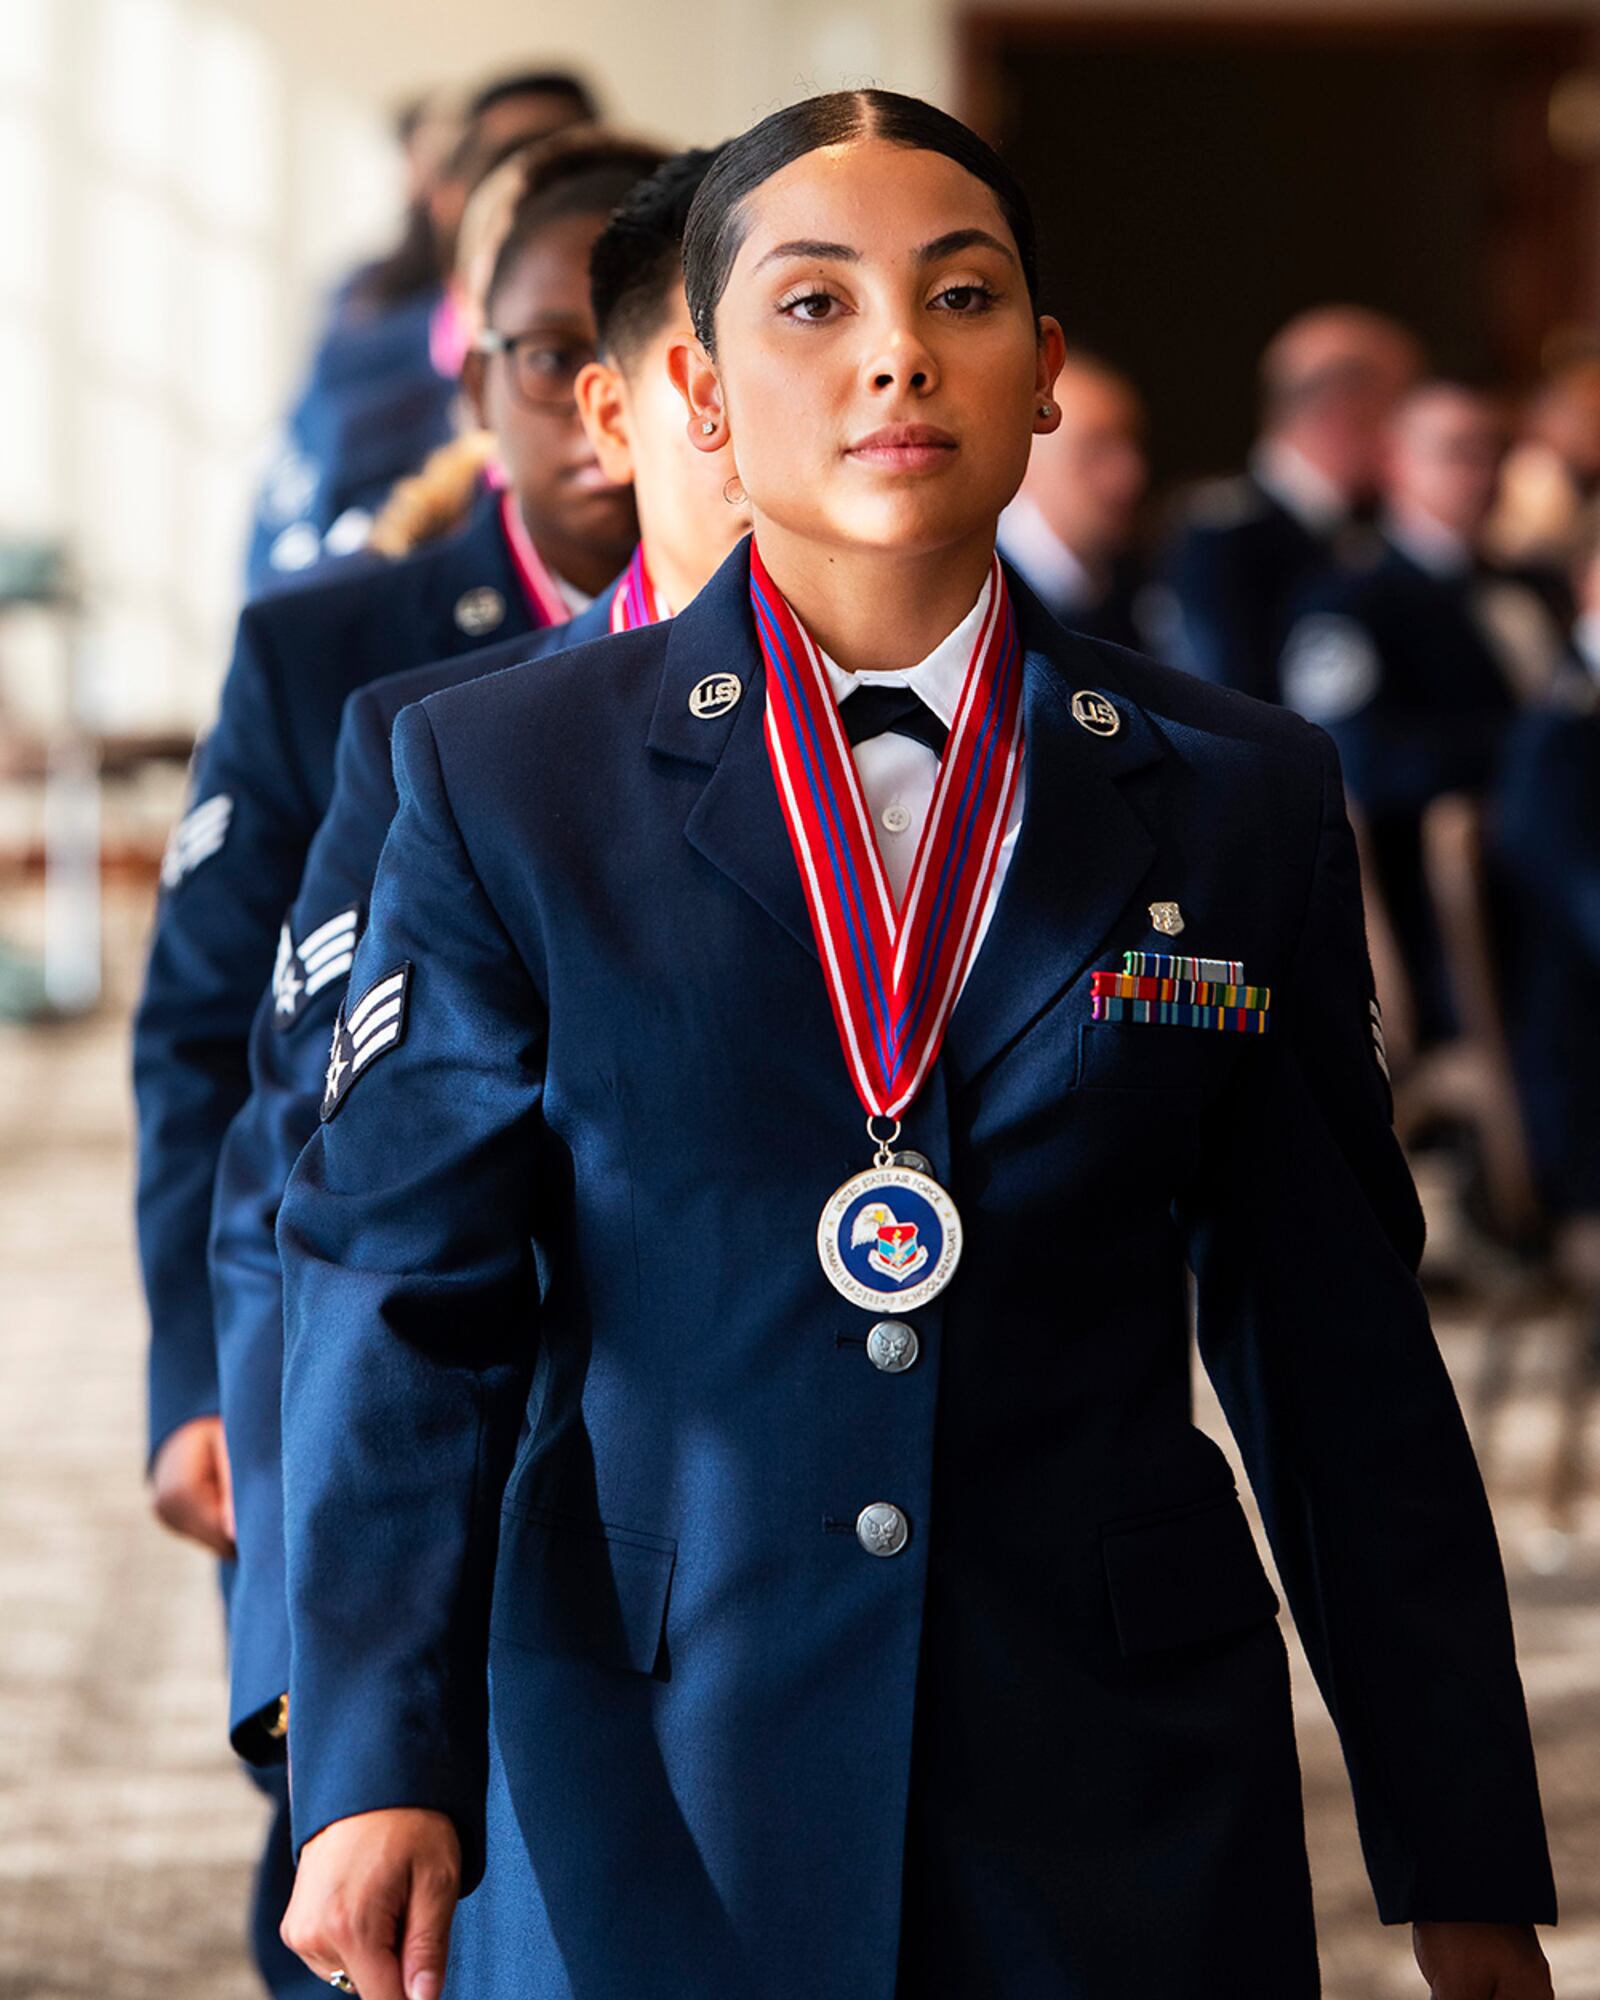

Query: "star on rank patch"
(272, 906), (361, 1030)
(320, 964), (410, 1120)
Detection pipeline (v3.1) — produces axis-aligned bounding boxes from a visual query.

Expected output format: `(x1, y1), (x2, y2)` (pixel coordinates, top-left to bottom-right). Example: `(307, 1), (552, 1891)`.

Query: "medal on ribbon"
(751, 540), (1024, 1313)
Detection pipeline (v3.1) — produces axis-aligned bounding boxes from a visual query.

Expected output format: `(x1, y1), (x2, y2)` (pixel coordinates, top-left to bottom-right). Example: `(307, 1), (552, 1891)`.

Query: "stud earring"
(1038, 400), (1054, 419)
(700, 418), (717, 436)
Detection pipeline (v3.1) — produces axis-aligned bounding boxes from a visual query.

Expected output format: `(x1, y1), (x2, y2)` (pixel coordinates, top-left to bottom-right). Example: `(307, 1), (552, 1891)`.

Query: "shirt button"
(866, 1320), (919, 1372)
(881, 802), (913, 835)
(856, 1501), (910, 1556)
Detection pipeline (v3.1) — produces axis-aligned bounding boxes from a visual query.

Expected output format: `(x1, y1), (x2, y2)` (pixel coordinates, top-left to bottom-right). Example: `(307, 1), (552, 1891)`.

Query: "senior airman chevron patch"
(272, 906), (361, 1030)
(160, 793), (233, 889)
(320, 964), (410, 1120)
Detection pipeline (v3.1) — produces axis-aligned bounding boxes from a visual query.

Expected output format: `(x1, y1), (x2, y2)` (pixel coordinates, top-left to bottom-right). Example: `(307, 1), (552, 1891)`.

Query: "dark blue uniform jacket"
(211, 592), (616, 1753)
(133, 488), (543, 1463)
(244, 288), (457, 594)
(1280, 538), (1526, 1049)
(1494, 681), (1600, 1216)
(278, 544), (1553, 2000)
(1157, 471), (1335, 702)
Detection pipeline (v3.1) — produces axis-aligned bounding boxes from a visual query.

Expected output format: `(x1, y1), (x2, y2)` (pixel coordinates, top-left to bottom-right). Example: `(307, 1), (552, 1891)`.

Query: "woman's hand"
(148, 1414), (236, 1557)
(282, 1807), (461, 2000)
(1413, 1921), (1553, 1998)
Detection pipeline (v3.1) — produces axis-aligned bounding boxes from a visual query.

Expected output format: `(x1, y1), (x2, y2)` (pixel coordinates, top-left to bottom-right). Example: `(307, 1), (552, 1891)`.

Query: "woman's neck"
(752, 517), (999, 674)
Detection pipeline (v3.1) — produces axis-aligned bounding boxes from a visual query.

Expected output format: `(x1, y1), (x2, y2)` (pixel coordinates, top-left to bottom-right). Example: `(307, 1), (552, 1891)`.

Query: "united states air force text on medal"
(817, 1161), (963, 1314)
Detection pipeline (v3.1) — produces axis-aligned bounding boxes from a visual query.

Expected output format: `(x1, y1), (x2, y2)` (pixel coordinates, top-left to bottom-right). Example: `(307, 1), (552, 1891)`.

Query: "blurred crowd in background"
(0, 40), (1596, 2000)
(6, 53), (1600, 1515)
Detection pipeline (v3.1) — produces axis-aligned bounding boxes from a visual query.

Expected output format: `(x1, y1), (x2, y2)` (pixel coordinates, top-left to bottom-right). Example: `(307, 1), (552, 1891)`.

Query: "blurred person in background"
(1489, 355), (1600, 571)
(132, 127), (659, 1999)
(1495, 508), (1600, 1260)
(244, 69), (599, 591)
(1157, 304), (1422, 701)
(997, 353), (1149, 649)
(1279, 380), (1566, 1067)
(208, 142), (745, 1776)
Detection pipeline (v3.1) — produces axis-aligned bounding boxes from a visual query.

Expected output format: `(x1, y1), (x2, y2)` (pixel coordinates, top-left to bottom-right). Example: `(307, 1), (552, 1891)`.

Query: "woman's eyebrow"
(753, 238), (860, 271)
(917, 228), (1016, 267)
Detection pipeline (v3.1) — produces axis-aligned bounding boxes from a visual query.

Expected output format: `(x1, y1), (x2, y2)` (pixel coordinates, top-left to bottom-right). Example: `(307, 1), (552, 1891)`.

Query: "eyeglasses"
(474, 326), (596, 410)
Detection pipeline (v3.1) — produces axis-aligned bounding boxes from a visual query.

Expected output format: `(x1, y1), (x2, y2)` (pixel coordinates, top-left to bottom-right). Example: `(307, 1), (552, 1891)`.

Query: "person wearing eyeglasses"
(130, 126), (658, 2000)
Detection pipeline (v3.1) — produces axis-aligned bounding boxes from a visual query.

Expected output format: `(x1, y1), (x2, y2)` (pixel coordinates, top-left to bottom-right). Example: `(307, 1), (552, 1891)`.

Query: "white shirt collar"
(550, 570), (593, 615)
(1384, 508), (1473, 580)
(1250, 439), (1348, 535)
(996, 494), (1095, 611)
(819, 571), (996, 728)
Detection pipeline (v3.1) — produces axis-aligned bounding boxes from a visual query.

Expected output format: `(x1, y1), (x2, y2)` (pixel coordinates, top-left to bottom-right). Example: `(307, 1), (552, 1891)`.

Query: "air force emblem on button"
(689, 672), (742, 719)
(1070, 689), (1121, 737)
(321, 964), (411, 1121)
(453, 586), (506, 637)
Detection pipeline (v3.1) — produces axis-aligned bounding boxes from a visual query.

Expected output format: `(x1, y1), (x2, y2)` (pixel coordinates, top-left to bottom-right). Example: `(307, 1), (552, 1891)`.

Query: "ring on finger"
(329, 1976), (357, 1996)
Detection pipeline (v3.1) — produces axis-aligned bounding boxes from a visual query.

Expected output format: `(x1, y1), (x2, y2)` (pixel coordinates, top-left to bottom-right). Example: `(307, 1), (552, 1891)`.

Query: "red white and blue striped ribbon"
(499, 490), (575, 628)
(751, 539), (1024, 1121)
(610, 543), (669, 632)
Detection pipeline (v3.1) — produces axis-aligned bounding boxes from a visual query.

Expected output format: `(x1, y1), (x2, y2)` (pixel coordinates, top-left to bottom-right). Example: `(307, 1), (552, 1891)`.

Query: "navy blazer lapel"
(647, 540), (816, 960)
(943, 576), (1166, 1091)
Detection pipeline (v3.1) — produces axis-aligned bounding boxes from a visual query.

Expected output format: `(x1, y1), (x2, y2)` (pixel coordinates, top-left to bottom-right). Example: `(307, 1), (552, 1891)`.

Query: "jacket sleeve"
(132, 603), (320, 1461)
(209, 684), (404, 1755)
(1177, 727), (1556, 1926)
(277, 700), (544, 1890)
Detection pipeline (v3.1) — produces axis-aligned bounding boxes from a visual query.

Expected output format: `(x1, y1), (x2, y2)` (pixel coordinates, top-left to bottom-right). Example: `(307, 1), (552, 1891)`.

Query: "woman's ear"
(668, 337), (728, 455)
(575, 360), (635, 485)
(460, 350), (490, 434)
(1033, 314), (1068, 435)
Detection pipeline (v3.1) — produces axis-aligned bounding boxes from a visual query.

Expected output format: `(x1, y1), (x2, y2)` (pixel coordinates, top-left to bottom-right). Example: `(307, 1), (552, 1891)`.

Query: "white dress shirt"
(819, 572), (1024, 976)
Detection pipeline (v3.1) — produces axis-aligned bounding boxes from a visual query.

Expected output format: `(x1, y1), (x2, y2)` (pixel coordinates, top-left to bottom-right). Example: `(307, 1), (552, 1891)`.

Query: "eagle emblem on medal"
(817, 1162), (963, 1314)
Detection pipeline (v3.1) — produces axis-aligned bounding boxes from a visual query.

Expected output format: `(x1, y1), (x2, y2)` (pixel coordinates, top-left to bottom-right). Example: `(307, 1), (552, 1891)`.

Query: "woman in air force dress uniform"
(276, 92), (1555, 2000)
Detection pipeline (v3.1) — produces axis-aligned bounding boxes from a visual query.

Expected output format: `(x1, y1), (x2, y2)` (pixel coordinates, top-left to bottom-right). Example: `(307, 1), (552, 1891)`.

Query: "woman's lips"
(845, 424), (959, 472)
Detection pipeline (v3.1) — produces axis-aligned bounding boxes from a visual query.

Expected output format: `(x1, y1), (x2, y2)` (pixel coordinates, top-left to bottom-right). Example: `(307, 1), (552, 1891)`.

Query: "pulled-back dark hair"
(590, 146), (724, 366)
(683, 91), (1038, 355)
(485, 129), (670, 319)
(468, 69), (599, 124)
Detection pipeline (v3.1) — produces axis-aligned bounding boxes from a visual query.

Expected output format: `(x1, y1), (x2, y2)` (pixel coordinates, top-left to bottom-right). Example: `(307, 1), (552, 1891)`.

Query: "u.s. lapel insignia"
(689, 672), (742, 719)
(1148, 900), (1184, 936)
(1070, 689), (1120, 737)
(454, 586), (506, 637)
(272, 906), (361, 1031)
(320, 964), (410, 1120)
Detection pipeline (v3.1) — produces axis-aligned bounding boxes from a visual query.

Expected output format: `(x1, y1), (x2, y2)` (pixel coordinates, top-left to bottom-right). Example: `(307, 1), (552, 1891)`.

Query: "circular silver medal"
(817, 1162), (962, 1314)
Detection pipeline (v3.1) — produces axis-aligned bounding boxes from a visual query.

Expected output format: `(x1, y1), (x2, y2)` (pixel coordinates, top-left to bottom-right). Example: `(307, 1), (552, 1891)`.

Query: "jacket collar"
(648, 540), (1168, 1087)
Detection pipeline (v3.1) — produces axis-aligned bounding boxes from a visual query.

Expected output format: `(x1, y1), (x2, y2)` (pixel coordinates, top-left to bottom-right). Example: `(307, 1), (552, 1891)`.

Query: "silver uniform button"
(856, 1501), (910, 1557)
(866, 1320), (919, 1373)
(891, 1149), (934, 1177)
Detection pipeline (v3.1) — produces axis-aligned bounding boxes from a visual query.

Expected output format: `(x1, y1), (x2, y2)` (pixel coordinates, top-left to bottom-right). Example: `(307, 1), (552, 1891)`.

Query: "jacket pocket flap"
(493, 1506), (677, 1677)
(1101, 1492), (1278, 1657)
